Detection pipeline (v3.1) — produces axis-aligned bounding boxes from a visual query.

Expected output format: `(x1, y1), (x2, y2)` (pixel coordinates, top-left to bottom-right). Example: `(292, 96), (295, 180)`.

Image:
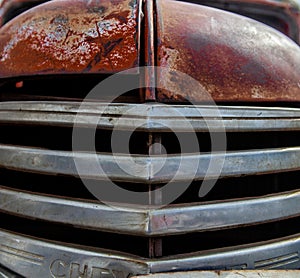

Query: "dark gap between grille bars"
(0, 75), (142, 103)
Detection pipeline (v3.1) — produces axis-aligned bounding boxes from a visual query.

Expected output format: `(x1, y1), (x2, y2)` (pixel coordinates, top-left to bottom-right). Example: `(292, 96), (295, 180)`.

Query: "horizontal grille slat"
(0, 101), (300, 131)
(0, 229), (148, 278)
(2, 186), (300, 236)
(0, 144), (150, 183)
(1, 228), (300, 277)
(150, 234), (300, 272)
(151, 190), (300, 235)
(0, 187), (148, 236)
(0, 144), (300, 182)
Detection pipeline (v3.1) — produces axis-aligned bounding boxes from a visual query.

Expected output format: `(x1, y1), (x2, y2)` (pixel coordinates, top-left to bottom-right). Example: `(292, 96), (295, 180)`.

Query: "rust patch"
(0, 0), (140, 77)
(156, 0), (300, 103)
(1, 0), (300, 103)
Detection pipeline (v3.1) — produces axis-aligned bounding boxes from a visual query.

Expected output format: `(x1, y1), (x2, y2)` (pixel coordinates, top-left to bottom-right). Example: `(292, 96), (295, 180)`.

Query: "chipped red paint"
(156, 0), (300, 103)
(0, 0), (140, 77)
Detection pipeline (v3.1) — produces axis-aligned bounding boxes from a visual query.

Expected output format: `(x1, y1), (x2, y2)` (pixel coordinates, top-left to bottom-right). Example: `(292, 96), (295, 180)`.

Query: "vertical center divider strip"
(143, 0), (163, 258)
(144, 0), (156, 101)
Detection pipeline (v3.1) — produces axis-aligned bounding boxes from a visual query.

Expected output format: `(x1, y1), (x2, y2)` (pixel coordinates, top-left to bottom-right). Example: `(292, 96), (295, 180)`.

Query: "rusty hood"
(0, 0), (300, 102)
(0, 0), (140, 76)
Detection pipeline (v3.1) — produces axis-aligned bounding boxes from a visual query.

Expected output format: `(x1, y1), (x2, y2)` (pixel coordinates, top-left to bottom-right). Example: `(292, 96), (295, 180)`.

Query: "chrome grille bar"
(150, 190), (300, 235)
(0, 230), (148, 278)
(0, 187), (149, 236)
(150, 235), (300, 272)
(0, 101), (300, 131)
(1, 229), (300, 278)
(0, 144), (299, 182)
(133, 271), (300, 278)
(2, 187), (300, 236)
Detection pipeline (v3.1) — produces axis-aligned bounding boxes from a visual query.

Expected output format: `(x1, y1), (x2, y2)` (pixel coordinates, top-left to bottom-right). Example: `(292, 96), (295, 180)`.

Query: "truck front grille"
(1, 101), (300, 277)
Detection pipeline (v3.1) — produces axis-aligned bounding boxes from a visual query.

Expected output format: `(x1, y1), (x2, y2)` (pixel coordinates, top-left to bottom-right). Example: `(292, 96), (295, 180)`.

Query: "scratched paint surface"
(0, 0), (140, 77)
(156, 0), (300, 102)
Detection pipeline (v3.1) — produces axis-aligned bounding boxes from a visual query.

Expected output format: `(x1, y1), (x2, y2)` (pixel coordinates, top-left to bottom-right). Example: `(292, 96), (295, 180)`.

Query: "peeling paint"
(0, 0), (140, 77)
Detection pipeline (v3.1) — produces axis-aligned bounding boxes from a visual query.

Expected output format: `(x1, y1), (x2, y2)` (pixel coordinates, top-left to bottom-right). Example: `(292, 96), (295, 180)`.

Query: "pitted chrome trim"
(132, 270), (300, 277)
(0, 101), (300, 131)
(0, 230), (148, 278)
(2, 187), (300, 236)
(0, 187), (149, 236)
(1, 229), (300, 278)
(150, 235), (300, 271)
(0, 144), (300, 182)
(150, 190), (300, 235)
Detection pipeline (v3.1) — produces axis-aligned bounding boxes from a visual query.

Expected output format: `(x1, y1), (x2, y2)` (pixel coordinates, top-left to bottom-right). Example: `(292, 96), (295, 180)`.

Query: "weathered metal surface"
(0, 186), (150, 236)
(150, 190), (300, 235)
(1, 1), (300, 276)
(1, 0), (300, 102)
(2, 186), (300, 236)
(150, 234), (300, 271)
(0, 229), (148, 278)
(0, 264), (21, 278)
(187, 0), (300, 44)
(1, 229), (300, 278)
(2, 101), (300, 131)
(1, 143), (300, 182)
(148, 134), (163, 257)
(0, 0), (50, 27)
(156, 0), (300, 103)
(144, 0), (156, 101)
(0, 0), (140, 78)
(133, 270), (300, 278)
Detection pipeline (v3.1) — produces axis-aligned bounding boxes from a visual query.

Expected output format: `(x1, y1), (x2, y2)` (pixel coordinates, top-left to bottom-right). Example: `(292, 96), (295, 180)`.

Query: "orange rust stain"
(1, 0), (300, 103)
(0, 0), (139, 77)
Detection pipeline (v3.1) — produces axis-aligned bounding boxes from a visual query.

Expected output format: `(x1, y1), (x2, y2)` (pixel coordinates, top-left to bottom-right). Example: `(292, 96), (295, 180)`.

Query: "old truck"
(0, 0), (300, 277)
